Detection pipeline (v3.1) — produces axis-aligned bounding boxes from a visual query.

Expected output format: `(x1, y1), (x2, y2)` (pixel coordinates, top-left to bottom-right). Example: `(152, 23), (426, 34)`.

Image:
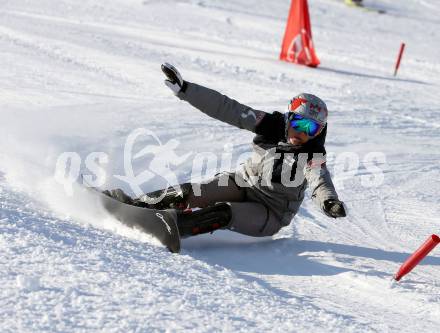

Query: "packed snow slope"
(1, 0), (440, 331)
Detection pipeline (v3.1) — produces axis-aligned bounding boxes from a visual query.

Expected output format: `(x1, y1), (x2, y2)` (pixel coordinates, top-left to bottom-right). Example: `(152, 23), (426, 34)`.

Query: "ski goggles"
(289, 114), (323, 137)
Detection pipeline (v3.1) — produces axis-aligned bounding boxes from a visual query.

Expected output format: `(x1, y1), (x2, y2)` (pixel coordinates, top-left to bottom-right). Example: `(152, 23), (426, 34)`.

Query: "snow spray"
(393, 42), (405, 76)
(394, 234), (440, 281)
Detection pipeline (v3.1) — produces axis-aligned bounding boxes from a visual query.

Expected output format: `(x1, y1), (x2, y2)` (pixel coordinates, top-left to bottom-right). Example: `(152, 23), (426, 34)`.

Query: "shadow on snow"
(182, 232), (440, 277)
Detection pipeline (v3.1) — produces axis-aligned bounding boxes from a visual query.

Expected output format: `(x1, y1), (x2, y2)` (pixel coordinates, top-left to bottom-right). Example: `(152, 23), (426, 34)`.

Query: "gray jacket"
(178, 82), (339, 224)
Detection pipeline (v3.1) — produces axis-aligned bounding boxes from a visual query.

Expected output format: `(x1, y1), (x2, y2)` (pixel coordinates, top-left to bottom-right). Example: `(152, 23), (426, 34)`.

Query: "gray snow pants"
(184, 172), (284, 237)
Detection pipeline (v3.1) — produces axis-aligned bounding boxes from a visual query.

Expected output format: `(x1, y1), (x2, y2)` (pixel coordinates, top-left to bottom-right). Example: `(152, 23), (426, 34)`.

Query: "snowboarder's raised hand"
(323, 199), (347, 218)
(161, 63), (184, 95)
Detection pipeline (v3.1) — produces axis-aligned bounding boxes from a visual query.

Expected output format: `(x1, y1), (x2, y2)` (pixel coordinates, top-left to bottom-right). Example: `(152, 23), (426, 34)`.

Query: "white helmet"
(287, 93), (328, 126)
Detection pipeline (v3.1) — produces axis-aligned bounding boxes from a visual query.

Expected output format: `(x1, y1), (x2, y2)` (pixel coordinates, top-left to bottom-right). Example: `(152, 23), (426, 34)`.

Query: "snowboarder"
(105, 63), (346, 239)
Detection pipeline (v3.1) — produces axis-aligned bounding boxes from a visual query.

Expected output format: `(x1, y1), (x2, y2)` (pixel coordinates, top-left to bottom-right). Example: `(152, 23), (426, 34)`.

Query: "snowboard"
(87, 186), (181, 253)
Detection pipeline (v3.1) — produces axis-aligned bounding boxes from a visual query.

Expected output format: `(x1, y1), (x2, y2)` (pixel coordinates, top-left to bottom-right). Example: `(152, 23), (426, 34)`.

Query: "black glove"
(323, 199), (346, 218)
(161, 63), (185, 95)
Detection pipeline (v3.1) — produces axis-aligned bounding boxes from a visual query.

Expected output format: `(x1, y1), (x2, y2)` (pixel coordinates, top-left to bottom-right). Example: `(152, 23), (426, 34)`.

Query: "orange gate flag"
(280, 0), (320, 67)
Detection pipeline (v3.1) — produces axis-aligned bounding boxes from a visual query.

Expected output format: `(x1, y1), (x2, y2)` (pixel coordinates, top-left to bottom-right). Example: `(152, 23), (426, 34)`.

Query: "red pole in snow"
(394, 234), (440, 281)
(393, 42), (406, 76)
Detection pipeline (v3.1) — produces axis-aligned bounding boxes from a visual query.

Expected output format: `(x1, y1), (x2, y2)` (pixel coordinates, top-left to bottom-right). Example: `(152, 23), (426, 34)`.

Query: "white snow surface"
(1, 0), (440, 331)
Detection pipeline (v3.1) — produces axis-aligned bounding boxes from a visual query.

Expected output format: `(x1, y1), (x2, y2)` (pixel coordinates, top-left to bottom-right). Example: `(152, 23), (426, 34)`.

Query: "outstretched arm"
(178, 82), (266, 132)
(162, 63), (266, 132)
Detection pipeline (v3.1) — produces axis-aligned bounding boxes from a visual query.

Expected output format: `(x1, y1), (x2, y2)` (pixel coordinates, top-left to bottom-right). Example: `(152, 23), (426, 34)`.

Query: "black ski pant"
(184, 172), (283, 237)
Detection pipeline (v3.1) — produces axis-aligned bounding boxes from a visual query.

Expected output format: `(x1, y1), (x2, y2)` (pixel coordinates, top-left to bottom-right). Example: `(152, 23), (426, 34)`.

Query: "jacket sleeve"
(177, 82), (267, 132)
(304, 159), (339, 210)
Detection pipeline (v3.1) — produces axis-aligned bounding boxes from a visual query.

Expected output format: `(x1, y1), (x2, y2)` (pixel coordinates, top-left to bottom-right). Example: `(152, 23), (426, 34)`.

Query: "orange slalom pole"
(394, 234), (440, 281)
(393, 42), (406, 76)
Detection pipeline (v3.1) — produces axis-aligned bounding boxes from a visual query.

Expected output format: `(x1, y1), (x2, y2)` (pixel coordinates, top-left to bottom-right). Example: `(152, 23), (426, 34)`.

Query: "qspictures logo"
(54, 128), (387, 198)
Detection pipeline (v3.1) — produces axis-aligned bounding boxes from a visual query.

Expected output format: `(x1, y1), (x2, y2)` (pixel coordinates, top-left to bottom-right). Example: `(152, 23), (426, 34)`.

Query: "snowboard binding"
(176, 202), (232, 238)
(137, 183), (193, 210)
(103, 183), (193, 210)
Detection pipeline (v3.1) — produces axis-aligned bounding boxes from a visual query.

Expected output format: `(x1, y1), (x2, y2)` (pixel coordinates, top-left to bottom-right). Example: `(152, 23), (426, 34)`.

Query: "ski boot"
(176, 202), (232, 238)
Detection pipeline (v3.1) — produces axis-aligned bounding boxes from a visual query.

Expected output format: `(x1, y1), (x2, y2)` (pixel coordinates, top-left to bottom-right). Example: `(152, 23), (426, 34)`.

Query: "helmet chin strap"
(284, 112), (291, 140)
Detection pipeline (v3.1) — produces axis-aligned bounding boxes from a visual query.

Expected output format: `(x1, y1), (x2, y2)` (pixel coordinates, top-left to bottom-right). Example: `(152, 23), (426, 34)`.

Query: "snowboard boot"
(176, 202), (232, 237)
(137, 183), (193, 210)
(102, 184), (192, 209)
(102, 188), (136, 205)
